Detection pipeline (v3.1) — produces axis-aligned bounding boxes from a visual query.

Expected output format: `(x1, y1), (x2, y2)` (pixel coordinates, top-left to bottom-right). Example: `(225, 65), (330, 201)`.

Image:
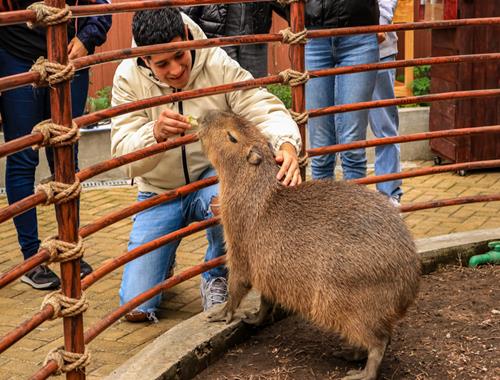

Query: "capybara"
(198, 110), (421, 380)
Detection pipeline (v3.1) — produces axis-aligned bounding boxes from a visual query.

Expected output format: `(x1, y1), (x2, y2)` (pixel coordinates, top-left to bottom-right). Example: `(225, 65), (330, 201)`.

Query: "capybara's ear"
(246, 146), (262, 165)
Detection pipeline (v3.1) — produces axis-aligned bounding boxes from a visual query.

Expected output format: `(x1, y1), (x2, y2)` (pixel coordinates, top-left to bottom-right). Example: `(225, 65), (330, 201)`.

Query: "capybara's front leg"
(207, 274), (250, 324)
(243, 295), (272, 325)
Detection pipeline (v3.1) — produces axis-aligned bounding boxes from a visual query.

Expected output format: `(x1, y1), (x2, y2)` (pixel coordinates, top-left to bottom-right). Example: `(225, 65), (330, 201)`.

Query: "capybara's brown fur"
(199, 111), (421, 380)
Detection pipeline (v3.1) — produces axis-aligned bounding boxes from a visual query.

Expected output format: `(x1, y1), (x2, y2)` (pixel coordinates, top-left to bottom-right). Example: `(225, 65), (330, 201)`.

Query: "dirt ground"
(195, 265), (500, 380)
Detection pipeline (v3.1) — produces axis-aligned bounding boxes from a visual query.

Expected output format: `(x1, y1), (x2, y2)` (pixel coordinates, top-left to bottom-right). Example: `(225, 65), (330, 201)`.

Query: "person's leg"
(334, 34), (379, 180)
(119, 192), (183, 316)
(237, 43), (268, 78)
(368, 55), (403, 200)
(183, 167), (227, 310)
(0, 48), (45, 260)
(305, 37), (337, 180)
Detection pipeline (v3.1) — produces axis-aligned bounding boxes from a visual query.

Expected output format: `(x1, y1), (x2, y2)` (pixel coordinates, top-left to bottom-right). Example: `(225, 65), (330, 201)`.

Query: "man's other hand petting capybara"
(198, 110), (421, 380)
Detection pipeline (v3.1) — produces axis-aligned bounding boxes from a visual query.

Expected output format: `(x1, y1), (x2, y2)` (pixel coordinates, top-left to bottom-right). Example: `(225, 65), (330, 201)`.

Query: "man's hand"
(153, 108), (192, 142)
(377, 32), (387, 44)
(275, 142), (301, 186)
(68, 37), (88, 60)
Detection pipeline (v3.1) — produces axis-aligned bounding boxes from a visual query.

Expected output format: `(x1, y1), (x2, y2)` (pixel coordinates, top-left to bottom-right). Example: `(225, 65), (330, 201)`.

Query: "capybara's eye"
(227, 131), (238, 143)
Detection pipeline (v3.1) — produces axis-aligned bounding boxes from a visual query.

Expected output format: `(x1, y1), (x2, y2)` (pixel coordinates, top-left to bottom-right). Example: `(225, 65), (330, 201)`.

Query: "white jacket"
(111, 13), (301, 194)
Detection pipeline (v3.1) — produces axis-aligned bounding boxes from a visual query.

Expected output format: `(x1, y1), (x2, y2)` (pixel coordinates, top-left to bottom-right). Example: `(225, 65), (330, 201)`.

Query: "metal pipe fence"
(0, 1), (498, 378)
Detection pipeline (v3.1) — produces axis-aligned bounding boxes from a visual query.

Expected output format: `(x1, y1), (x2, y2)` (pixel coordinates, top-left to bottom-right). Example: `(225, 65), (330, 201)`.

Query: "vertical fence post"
(45, 0), (85, 379)
(289, 0), (307, 180)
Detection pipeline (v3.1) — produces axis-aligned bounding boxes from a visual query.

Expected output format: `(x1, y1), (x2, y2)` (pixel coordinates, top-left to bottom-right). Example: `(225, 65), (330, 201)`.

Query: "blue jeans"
(119, 168), (226, 313)
(368, 55), (403, 199)
(0, 48), (89, 260)
(305, 34), (379, 180)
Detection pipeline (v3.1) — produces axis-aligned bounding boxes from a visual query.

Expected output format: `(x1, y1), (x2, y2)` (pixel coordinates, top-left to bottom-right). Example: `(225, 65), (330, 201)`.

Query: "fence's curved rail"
(0, 0), (498, 378)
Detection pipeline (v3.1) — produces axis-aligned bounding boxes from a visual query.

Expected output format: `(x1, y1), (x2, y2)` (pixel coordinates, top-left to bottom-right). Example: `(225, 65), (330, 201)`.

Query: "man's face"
(143, 36), (192, 89)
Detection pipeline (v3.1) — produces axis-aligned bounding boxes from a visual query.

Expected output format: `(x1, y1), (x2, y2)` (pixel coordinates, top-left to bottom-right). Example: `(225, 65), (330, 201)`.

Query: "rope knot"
(32, 119), (80, 149)
(30, 57), (75, 87)
(42, 290), (89, 319)
(27, 2), (71, 28)
(289, 109), (309, 125)
(278, 69), (309, 87)
(276, 0), (299, 5)
(40, 235), (84, 263)
(279, 27), (307, 45)
(298, 153), (309, 168)
(36, 179), (82, 205)
(43, 346), (91, 375)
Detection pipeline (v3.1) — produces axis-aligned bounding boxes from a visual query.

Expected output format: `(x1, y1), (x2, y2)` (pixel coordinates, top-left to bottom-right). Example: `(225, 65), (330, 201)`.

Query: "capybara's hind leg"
(341, 336), (389, 380)
(207, 274), (250, 324)
(243, 295), (272, 325)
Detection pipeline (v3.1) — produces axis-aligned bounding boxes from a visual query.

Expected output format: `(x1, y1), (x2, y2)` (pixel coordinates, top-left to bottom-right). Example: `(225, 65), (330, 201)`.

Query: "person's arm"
(71, 0), (112, 58)
(377, 0), (398, 42)
(110, 65), (167, 178)
(221, 53), (302, 185)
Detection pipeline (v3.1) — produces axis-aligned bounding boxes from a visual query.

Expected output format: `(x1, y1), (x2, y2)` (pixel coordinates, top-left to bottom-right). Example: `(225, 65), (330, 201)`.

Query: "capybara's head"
(198, 110), (275, 175)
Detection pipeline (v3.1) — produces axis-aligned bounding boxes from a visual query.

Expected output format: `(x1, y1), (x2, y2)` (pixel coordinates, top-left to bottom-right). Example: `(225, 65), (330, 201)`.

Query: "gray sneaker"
(200, 277), (228, 311)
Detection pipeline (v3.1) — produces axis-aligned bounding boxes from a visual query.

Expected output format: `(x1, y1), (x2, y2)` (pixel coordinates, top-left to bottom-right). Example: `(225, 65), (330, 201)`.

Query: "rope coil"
(276, 0), (299, 5)
(42, 291), (89, 319)
(279, 27), (307, 45)
(43, 346), (91, 375)
(290, 109), (309, 125)
(298, 153), (309, 168)
(27, 2), (71, 28)
(32, 119), (80, 149)
(30, 57), (75, 87)
(40, 235), (84, 263)
(278, 69), (310, 87)
(36, 178), (82, 205)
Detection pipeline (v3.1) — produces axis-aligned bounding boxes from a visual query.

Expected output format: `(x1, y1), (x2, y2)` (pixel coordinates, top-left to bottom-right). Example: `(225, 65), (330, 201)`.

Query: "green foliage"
(267, 84), (292, 109)
(412, 65), (431, 97)
(86, 86), (112, 113)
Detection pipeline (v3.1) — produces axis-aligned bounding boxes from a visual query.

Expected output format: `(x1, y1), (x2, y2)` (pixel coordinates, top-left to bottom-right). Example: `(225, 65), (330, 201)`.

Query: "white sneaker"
(389, 196), (401, 208)
(200, 277), (228, 311)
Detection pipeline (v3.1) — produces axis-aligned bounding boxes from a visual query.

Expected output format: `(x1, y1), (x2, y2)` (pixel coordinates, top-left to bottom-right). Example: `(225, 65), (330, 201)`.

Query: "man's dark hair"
(132, 7), (185, 46)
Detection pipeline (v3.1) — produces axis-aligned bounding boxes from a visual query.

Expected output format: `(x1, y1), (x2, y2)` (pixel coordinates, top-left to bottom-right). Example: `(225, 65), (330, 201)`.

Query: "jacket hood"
(133, 12), (210, 90)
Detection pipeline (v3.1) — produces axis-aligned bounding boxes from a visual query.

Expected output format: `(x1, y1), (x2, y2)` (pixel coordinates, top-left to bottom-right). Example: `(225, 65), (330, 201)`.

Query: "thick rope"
(290, 109), (309, 125)
(43, 346), (91, 375)
(27, 2), (71, 28)
(298, 153), (309, 168)
(41, 291), (89, 319)
(40, 235), (84, 263)
(279, 27), (307, 45)
(278, 69), (310, 87)
(36, 178), (82, 205)
(32, 119), (80, 149)
(30, 57), (75, 87)
(276, 0), (299, 5)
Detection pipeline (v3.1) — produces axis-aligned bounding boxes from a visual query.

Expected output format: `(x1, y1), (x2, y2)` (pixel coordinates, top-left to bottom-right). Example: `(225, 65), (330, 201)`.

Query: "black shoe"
(20, 264), (61, 290)
(80, 259), (93, 278)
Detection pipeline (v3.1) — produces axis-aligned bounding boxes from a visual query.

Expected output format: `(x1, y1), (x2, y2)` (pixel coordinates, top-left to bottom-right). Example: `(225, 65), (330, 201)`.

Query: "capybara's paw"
(341, 369), (374, 380)
(242, 310), (265, 326)
(207, 305), (234, 324)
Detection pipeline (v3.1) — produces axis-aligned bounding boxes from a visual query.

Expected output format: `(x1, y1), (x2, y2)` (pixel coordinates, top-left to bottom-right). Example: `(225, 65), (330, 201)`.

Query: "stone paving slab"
(0, 161), (499, 379)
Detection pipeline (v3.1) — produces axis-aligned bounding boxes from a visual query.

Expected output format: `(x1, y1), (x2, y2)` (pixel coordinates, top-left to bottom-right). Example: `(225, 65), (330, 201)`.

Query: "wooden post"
(45, 0), (85, 379)
(394, 0), (415, 97)
(289, 0), (307, 179)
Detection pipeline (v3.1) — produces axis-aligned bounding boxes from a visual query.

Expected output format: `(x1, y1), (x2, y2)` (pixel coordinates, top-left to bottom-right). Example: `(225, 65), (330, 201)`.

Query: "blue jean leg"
(333, 34), (379, 180)
(305, 34), (378, 180)
(182, 168), (226, 281)
(119, 192), (183, 313)
(0, 48), (88, 259)
(305, 38), (337, 179)
(368, 55), (402, 199)
(119, 168), (226, 313)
